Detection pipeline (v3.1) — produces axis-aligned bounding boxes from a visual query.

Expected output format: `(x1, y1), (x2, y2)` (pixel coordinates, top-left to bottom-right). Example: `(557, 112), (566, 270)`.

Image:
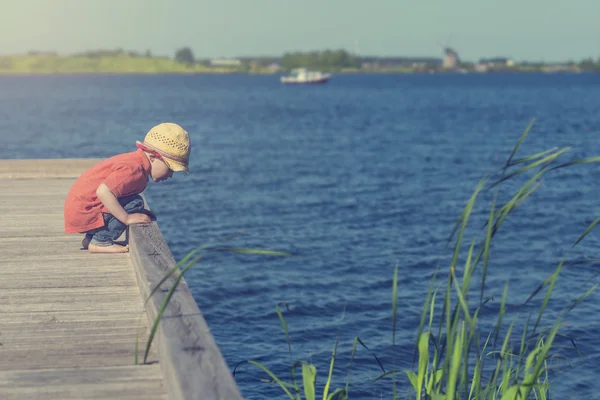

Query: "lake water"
(2, 73), (600, 399)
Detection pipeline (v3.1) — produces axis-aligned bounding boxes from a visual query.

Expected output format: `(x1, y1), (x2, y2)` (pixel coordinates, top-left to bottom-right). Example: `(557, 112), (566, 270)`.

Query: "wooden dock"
(0, 159), (243, 400)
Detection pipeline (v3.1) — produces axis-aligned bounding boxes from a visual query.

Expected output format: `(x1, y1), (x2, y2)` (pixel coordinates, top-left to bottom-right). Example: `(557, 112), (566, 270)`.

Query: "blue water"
(3, 73), (600, 399)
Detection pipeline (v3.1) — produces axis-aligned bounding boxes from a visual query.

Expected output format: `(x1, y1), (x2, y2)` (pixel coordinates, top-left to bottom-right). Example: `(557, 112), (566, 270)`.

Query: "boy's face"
(150, 157), (174, 182)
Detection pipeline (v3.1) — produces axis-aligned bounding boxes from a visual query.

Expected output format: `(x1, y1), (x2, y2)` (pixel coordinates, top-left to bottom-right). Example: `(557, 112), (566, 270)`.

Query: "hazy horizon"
(2, 0), (599, 63)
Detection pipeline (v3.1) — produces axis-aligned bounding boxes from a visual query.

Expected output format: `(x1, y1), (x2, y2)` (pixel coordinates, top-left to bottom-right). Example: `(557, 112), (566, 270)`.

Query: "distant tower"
(353, 39), (360, 56)
(442, 47), (460, 69)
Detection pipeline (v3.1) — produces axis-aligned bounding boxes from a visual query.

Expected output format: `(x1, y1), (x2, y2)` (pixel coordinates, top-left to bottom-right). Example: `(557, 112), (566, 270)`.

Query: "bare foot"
(88, 243), (129, 253)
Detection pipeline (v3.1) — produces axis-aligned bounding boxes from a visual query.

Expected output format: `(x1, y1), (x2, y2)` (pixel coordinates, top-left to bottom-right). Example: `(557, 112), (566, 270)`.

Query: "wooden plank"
(0, 177), (74, 191)
(0, 172), (167, 399)
(1, 318), (144, 335)
(0, 245), (125, 262)
(0, 341), (154, 370)
(129, 223), (244, 400)
(0, 272), (136, 289)
(0, 310), (142, 324)
(0, 158), (102, 179)
(0, 365), (166, 400)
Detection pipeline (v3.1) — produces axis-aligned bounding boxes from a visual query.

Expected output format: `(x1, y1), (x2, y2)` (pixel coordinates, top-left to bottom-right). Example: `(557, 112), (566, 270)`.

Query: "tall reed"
(134, 235), (289, 365)
(146, 120), (600, 399)
(377, 118), (600, 399)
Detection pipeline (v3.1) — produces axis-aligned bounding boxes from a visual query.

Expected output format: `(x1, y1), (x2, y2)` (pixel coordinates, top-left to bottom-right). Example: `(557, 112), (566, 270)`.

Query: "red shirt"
(64, 149), (151, 234)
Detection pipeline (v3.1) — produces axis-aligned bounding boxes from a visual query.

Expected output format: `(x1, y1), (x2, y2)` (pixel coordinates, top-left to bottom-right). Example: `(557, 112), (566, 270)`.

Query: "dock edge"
(129, 221), (244, 400)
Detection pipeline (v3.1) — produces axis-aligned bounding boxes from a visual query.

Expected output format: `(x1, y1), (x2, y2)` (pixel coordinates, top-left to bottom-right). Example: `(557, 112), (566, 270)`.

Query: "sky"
(1, 0), (599, 62)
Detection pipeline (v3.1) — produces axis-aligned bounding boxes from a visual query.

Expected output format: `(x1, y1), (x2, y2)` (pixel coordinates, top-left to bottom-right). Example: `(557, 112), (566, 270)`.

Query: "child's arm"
(96, 184), (151, 225)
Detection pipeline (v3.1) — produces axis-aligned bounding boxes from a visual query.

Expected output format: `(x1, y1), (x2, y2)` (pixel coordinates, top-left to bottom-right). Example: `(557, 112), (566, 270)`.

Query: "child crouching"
(64, 122), (191, 253)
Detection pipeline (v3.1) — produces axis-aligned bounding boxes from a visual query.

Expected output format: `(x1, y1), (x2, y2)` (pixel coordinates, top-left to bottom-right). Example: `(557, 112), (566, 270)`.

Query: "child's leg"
(87, 194), (145, 253)
(103, 194), (145, 242)
(88, 230), (129, 253)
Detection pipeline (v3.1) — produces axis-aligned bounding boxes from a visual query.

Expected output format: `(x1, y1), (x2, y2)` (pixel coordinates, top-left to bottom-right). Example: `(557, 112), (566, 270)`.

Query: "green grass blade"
(302, 363), (317, 400)
(446, 178), (486, 248)
(391, 264), (399, 399)
(276, 305), (301, 397)
(439, 272), (453, 379)
(564, 257), (600, 266)
(134, 330), (140, 365)
(429, 289), (438, 331)
(481, 194), (497, 303)
(451, 269), (472, 327)
(507, 147), (558, 168)
(444, 179), (485, 355)
(290, 361), (303, 399)
(507, 177), (544, 211)
(392, 264), (398, 345)
(554, 333), (583, 358)
(447, 322), (465, 400)
(484, 167), (546, 233)
(546, 155), (600, 172)
(532, 261), (563, 335)
(446, 209), (467, 248)
(416, 332), (429, 399)
(461, 240), (477, 301)
(248, 360), (295, 399)
(326, 388), (348, 400)
(522, 278), (549, 307)
(451, 179), (486, 272)
(572, 216), (600, 248)
(489, 147), (569, 189)
(133, 308), (148, 365)
(143, 247), (204, 307)
(430, 369), (444, 397)
(561, 284), (598, 315)
(142, 240), (287, 309)
(412, 269), (438, 367)
(489, 320), (515, 394)
(276, 302), (293, 356)
(353, 336), (385, 373)
(492, 281), (509, 349)
(520, 325), (561, 399)
(500, 384), (522, 400)
(373, 369), (403, 382)
(514, 315), (531, 381)
(484, 169), (546, 255)
(143, 255), (201, 364)
(405, 370), (418, 394)
(503, 117), (536, 172)
(469, 358), (482, 400)
(323, 334), (339, 400)
(208, 247), (291, 256)
(344, 338), (359, 397)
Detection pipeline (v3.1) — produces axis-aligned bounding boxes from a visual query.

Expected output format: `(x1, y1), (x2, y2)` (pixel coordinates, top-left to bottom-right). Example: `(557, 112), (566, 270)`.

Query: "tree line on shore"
(14, 47), (600, 73)
(174, 47), (600, 72)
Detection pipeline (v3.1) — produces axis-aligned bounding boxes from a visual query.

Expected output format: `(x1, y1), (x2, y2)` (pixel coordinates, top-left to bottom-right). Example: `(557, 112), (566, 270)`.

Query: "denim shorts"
(84, 194), (144, 246)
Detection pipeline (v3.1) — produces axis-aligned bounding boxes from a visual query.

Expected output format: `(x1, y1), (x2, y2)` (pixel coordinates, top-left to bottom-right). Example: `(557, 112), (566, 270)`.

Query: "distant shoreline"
(0, 70), (597, 76)
(0, 54), (597, 75)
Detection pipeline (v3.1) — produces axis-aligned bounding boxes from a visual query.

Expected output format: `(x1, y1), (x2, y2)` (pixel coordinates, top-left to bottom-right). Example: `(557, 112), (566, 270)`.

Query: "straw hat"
(136, 122), (191, 174)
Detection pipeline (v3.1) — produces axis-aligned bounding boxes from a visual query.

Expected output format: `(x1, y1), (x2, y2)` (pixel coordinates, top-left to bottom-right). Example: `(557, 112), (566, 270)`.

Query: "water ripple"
(4, 73), (600, 399)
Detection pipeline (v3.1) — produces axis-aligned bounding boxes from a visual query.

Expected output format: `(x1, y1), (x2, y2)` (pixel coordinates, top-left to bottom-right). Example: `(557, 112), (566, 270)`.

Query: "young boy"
(64, 122), (191, 253)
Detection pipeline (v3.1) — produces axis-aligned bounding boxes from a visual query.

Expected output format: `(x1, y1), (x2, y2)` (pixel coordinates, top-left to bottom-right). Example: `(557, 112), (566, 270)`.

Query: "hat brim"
(136, 141), (189, 174)
(163, 158), (189, 174)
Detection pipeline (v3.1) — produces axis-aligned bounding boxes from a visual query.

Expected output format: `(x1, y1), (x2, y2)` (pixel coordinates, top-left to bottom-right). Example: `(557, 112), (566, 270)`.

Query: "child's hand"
(126, 213), (152, 225)
(140, 208), (157, 221)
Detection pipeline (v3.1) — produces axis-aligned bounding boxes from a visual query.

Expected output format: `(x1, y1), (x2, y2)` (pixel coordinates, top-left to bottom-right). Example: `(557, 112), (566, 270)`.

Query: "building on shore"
(360, 56), (442, 71)
(474, 57), (515, 72)
(209, 58), (242, 67)
(442, 48), (460, 69)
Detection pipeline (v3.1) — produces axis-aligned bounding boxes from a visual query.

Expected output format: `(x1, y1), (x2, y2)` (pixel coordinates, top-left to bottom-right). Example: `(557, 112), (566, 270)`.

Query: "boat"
(280, 68), (331, 84)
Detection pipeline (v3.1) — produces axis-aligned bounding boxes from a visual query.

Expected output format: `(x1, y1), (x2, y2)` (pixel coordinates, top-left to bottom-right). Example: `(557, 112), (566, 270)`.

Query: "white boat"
(280, 68), (331, 84)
